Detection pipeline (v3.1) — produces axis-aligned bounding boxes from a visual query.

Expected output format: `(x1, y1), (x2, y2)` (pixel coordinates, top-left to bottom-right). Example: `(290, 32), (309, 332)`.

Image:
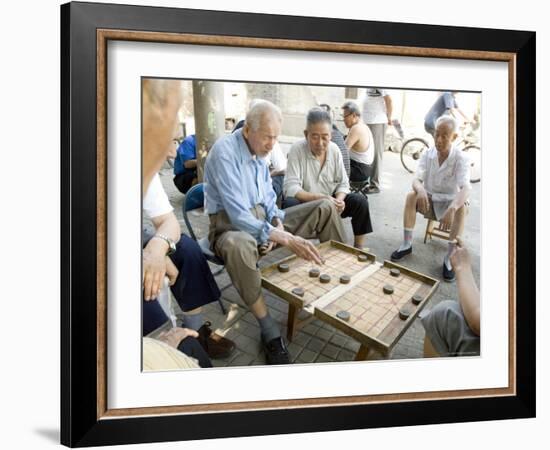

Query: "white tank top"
(349, 137), (374, 165)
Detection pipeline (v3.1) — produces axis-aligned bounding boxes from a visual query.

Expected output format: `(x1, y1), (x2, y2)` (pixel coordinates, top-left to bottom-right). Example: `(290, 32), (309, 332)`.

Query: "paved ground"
(158, 149), (480, 366)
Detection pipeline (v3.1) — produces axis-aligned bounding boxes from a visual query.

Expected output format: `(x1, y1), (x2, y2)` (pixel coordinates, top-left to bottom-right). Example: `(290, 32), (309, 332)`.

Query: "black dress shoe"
(197, 321), (236, 359)
(442, 262), (456, 282)
(367, 185), (380, 194)
(262, 336), (291, 365)
(391, 246), (412, 261)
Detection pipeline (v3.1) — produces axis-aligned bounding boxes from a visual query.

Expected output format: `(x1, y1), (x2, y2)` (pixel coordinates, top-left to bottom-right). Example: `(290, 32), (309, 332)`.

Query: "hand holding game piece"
(259, 241), (274, 255)
(286, 235), (324, 265)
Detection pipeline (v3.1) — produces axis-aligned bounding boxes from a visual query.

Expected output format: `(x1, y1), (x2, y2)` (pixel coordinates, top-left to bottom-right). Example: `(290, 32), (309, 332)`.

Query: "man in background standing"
(361, 88), (393, 194)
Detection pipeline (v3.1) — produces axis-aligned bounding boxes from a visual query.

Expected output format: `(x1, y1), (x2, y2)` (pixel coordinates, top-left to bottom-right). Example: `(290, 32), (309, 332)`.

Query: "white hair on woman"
(245, 99), (282, 131)
(435, 114), (458, 133)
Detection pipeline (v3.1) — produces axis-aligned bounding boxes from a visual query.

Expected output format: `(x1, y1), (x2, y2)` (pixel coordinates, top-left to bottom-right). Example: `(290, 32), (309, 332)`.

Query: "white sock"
(398, 228), (414, 252)
(444, 242), (456, 270)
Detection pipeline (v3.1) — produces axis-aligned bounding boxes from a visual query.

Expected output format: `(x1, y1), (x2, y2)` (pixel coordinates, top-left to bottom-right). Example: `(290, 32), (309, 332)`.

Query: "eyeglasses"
(342, 112), (353, 119)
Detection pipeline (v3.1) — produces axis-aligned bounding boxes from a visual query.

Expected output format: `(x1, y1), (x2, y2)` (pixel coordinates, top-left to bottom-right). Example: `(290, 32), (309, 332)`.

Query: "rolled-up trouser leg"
(342, 193), (373, 236)
(214, 230), (262, 307)
(283, 198), (347, 243)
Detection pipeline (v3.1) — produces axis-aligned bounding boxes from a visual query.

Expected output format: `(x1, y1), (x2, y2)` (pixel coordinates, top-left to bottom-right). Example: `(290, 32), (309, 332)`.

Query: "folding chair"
(182, 183), (227, 314)
(349, 177), (370, 198)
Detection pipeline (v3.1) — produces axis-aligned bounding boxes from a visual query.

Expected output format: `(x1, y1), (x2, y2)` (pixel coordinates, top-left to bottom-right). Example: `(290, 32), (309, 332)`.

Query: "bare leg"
(250, 294), (268, 319)
(449, 204), (468, 241)
(354, 234), (366, 248)
(404, 191), (418, 229)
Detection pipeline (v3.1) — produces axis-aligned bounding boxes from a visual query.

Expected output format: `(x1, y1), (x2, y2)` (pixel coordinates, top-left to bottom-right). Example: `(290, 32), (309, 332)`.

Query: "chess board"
(261, 240), (439, 356)
(261, 240), (375, 309)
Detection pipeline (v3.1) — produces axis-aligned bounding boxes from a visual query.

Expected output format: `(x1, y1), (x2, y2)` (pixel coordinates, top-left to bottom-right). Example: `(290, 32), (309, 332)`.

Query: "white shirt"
(261, 142), (287, 172)
(361, 88), (389, 124)
(283, 139), (350, 198)
(416, 145), (471, 203)
(143, 174), (173, 219)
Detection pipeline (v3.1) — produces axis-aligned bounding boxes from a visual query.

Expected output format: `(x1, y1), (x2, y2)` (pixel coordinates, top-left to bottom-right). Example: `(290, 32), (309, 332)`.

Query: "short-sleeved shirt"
(424, 92), (458, 130)
(143, 174), (173, 219)
(283, 139), (350, 198)
(416, 145), (470, 215)
(174, 135), (196, 176)
(361, 88), (389, 124)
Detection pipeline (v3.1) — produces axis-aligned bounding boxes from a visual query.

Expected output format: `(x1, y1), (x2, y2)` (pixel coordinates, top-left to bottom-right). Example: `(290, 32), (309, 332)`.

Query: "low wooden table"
(261, 241), (439, 360)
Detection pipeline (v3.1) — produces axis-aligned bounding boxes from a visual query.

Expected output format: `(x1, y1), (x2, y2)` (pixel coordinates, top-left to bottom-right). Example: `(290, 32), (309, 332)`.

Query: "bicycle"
(400, 121), (481, 183)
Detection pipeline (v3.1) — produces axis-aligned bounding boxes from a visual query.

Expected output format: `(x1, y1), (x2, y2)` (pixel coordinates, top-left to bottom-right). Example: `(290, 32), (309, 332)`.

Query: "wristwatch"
(153, 234), (176, 255)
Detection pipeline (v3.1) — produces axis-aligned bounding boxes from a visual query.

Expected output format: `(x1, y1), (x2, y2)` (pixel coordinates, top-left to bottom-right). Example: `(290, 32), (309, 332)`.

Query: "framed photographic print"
(61, 1), (535, 447)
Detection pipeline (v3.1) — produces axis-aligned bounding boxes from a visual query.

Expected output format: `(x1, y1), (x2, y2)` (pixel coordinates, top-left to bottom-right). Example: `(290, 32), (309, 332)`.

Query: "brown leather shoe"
(197, 321), (236, 359)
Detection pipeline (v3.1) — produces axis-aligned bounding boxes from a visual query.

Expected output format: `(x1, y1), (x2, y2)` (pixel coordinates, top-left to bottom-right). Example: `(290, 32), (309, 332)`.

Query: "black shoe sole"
(391, 247), (412, 261)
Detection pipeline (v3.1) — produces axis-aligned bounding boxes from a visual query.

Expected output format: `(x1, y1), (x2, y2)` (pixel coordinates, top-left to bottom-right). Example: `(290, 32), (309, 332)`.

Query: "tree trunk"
(192, 81), (226, 182)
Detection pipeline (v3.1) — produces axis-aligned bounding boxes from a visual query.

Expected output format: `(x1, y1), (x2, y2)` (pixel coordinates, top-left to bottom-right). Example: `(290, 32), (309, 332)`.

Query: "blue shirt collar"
(234, 129), (256, 164)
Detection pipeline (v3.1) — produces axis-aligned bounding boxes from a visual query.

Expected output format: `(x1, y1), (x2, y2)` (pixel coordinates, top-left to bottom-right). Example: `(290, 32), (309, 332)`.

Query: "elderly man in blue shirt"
(205, 100), (346, 364)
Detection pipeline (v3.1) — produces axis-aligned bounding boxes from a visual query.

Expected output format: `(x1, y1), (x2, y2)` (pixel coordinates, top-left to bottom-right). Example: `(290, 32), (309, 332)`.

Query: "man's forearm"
(412, 179), (425, 194)
(451, 186), (470, 210)
(295, 190), (326, 203)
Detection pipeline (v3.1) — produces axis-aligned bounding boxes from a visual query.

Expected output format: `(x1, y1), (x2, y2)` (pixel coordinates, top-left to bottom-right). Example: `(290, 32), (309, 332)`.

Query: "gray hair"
(245, 100), (282, 131)
(341, 101), (361, 117)
(306, 107), (332, 128)
(435, 115), (458, 133)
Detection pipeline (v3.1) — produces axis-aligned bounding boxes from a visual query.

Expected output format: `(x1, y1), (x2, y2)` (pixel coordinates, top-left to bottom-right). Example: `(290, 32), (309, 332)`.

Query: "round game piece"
(336, 310), (351, 321)
(383, 284), (394, 295)
(291, 287), (305, 297)
(309, 268), (320, 278)
(399, 307), (412, 321)
(411, 294), (423, 305)
(339, 275), (351, 284)
(278, 263), (290, 273)
(319, 274), (331, 284)
(390, 268), (401, 277)
(357, 254), (369, 262)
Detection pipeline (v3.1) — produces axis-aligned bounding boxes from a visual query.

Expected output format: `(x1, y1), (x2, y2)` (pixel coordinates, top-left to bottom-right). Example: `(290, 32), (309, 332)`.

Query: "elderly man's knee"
(406, 191), (417, 204)
(317, 197), (338, 213)
(431, 300), (461, 329)
(221, 232), (258, 260)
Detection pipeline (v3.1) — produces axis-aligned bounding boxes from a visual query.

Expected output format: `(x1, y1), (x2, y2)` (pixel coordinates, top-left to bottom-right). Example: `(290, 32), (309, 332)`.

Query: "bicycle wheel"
(400, 138), (429, 174)
(463, 144), (481, 183)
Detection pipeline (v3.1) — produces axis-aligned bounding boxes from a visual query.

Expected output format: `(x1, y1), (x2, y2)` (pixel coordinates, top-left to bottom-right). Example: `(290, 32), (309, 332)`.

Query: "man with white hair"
(390, 115), (471, 282)
(205, 100), (346, 364)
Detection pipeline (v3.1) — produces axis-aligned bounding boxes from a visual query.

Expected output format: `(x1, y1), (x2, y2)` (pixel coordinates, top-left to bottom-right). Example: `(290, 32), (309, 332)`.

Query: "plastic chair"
(182, 183), (226, 314)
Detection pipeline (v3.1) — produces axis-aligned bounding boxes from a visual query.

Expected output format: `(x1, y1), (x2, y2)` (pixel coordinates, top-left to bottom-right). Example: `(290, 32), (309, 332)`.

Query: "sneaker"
(262, 336), (291, 365)
(197, 321), (236, 359)
(442, 262), (456, 282)
(391, 246), (412, 261)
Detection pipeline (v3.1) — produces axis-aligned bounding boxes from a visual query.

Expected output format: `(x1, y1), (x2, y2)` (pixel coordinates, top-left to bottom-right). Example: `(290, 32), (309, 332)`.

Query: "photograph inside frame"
(141, 78), (481, 371)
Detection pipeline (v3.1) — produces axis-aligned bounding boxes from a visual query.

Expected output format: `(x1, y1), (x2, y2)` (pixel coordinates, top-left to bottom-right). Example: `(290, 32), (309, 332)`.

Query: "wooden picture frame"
(61, 1), (535, 446)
